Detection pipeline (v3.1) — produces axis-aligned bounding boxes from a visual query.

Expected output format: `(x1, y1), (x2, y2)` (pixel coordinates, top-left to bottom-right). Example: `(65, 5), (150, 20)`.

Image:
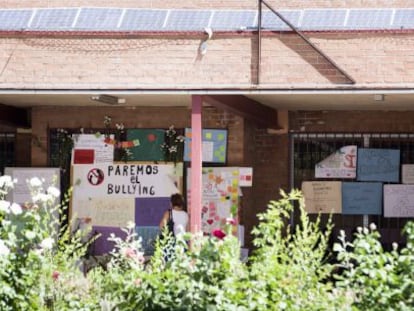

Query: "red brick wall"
(2, 32), (414, 88)
(290, 111), (414, 133)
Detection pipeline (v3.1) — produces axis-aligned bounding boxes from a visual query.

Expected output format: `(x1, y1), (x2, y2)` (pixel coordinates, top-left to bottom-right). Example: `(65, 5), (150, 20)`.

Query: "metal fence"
(0, 133), (15, 175)
(291, 133), (414, 249)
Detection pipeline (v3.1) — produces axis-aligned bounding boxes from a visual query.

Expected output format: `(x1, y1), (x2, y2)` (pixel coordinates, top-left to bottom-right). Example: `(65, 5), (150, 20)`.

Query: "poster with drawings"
(187, 167), (247, 235)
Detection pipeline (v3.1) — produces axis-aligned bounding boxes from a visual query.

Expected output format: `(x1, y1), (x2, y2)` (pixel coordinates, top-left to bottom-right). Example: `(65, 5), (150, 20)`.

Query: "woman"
(159, 193), (189, 236)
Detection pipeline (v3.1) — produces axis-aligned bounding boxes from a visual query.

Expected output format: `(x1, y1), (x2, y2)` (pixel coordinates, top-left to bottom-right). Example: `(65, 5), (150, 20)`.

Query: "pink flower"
(124, 248), (136, 258)
(52, 271), (60, 281)
(134, 278), (142, 286)
(226, 218), (236, 225)
(212, 229), (226, 240)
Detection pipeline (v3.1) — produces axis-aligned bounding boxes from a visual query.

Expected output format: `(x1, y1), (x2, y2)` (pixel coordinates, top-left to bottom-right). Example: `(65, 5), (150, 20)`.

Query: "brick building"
(1, 0), (414, 249)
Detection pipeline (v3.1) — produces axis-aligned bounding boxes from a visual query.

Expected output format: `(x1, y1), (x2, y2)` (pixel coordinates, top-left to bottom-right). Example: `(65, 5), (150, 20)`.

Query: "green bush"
(334, 222), (414, 310)
(248, 189), (351, 310)
(4, 178), (414, 311)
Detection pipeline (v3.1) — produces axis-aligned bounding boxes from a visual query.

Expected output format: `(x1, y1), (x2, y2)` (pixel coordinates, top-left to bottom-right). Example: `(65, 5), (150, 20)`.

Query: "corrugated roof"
(0, 7), (413, 32)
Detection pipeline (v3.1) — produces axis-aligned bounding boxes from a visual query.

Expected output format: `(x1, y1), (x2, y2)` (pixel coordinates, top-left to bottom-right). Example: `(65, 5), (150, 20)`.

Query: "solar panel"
(261, 10), (301, 30)
(301, 9), (347, 30)
(164, 10), (211, 31)
(0, 7), (413, 32)
(75, 8), (123, 30)
(119, 9), (167, 31)
(0, 10), (32, 30)
(392, 9), (414, 29)
(29, 8), (78, 30)
(210, 10), (256, 30)
(346, 9), (392, 29)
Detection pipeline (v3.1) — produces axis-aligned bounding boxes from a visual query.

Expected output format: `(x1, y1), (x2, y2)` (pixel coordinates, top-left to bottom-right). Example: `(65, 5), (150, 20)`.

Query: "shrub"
(0, 176), (95, 310)
(248, 189), (352, 310)
(334, 222), (414, 310)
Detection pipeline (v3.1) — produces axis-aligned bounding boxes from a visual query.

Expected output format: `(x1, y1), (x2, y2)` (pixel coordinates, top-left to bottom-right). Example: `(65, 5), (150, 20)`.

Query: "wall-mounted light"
(91, 95), (126, 105)
(199, 27), (213, 55)
(374, 94), (385, 101)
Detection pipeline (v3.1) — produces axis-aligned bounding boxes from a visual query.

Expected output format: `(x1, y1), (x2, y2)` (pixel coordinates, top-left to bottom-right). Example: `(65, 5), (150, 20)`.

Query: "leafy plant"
(249, 189), (351, 311)
(334, 222), (414, 310)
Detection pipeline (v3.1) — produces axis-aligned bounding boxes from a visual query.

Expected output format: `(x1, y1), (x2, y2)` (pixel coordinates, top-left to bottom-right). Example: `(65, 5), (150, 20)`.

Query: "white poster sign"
(72, 134), (114, 164)
(315, 145), (357, 178)
(4, 167), (60, 204)
(384, 184), (414, 217)
(72, 163), (179, 200)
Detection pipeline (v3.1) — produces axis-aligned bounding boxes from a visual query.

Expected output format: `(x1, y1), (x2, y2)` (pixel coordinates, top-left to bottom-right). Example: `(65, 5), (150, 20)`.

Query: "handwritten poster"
(342, 182), (382, 215)
(315, 145), (357, 178)
(402, 164), (414, 184)
(4, 167), (60, 204)
(184, 128), (228, 163)
(301, 181), (342, 214)
(72, 134), (114, 164)
(357, 148), (400, 182)
(384, 184), (414, 217)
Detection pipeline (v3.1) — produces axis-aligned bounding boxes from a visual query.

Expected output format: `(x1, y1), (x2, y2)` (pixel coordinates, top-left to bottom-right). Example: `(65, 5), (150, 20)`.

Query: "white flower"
(25, 231), (36, 240)
(369, 223), (377, 231)
(32, 193), (50, 203)
(0, 239), (10, 256)
(0, 200), (10, 213)
(392, 242), (398, 251)
(0, 175), (13, 188)
(47, 186), (60, 198)
(40, 237), (54, 250)
(10, 203), (22, 215)
(29, 177), (43, 188)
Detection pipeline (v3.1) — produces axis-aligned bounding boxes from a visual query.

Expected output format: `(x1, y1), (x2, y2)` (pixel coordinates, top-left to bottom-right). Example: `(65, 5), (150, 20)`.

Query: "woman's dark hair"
(171, 193), (185, 210)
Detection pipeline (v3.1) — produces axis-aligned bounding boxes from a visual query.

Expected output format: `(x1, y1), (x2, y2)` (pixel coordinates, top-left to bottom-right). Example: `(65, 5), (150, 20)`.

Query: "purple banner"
(90, 226), (126, 256)
(135, 197), (170, 226)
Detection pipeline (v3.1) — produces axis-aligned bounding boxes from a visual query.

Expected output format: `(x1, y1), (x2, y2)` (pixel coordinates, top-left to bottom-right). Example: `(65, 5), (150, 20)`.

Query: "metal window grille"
(291, 133), (414, 249)
(0, 133), (15, 175)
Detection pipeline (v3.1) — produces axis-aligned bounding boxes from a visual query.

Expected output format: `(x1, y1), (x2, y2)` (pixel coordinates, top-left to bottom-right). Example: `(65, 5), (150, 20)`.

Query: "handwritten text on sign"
(72, 163), (179, 199)
(301, 181), (342, 214)
(384, 184), (414, 218)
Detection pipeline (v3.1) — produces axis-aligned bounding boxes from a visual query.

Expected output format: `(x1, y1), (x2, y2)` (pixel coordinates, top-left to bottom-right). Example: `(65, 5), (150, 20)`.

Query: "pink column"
(190, 95), (202, 234)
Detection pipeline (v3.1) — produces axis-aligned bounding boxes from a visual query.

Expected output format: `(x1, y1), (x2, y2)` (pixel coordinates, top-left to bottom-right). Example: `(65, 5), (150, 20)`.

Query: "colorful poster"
(384, 184), (414, 217)
(342, 182), (382, 215)
(72, 134), (114, 164)
(187, 167), (240, 235)
(184, 128), (227, 163)
(315, 145), (357, 178)
(301, 181), (342, 214)
(357, 148), (400, 182)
